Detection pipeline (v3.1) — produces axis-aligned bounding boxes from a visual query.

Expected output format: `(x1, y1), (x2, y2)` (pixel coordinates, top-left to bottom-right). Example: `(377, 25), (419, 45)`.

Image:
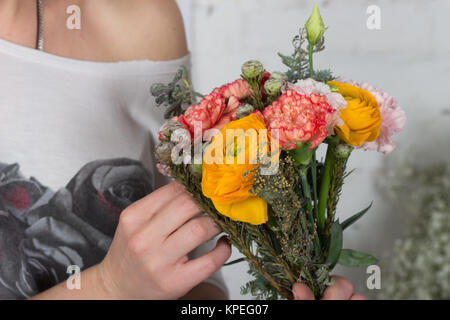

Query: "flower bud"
(158, 120), (185, 142)
(241, 60), (264, 79)
(236, 103), (255, 119)
(305, 4), (325, 46)
(264, 78), (284, 96)
(150, 83), (166, 96)
(335, 144), (353, 159)
(155, 142), (174, 163)
(270, 72), (288, 81)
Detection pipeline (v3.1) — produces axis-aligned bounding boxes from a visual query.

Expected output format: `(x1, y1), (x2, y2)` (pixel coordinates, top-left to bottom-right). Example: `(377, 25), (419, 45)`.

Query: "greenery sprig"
(150, 66), (201, 119)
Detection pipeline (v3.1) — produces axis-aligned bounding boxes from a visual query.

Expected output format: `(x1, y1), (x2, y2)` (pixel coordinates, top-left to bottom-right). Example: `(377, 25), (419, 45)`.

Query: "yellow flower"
(329, 81), (382, 146)
(201, 113), (269, 225)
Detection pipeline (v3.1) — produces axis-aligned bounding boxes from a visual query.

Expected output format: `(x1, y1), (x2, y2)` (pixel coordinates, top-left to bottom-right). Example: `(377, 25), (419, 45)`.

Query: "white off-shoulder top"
(0, 38), (227, 299)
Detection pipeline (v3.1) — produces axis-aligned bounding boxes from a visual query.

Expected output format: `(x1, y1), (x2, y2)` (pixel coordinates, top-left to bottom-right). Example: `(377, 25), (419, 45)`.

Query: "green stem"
(254, 227), (297, 285)
(308, 44), (314, 78)
(317, 138), (338, 234)
(311, 150), (319, 221)
(299, 170), (321, 255)
(249, 77), (265, 110)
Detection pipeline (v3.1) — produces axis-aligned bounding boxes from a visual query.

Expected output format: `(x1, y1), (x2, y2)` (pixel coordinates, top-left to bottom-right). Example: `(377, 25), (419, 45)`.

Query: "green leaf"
(277, 53), (297, 68)
(223, 257), (246, 266)
(326, 221), (343, 268)
(338, 249), (378, 267)
(341, 202), (373, 230)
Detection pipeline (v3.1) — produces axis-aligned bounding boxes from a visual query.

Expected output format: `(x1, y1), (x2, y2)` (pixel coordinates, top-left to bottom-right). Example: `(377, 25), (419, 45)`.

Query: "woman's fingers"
(164, 216), (221, 263)
(292, 283), (315, 300)
(118, 182), (186, 236)
(293, 278), (366, 300)
(124, 182), (185, 220)
(321, 276), (354, 300)
(151, 192), (204, 238)
(126, 194), (204, 256)
(174, 236), (231, 291)
(148, 181), (186, 206)
(350, 293), (368, 300)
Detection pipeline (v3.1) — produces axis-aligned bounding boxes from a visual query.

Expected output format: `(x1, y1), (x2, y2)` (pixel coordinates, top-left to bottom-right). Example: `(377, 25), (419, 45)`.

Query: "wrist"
(92, 261), (122, 300)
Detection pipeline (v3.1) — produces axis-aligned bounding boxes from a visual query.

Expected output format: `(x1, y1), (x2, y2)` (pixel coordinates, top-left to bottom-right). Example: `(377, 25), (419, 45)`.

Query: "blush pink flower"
(213, 79), (251, 100)
(337, 78), (406, 153)
(262, 89), (335, 150)
(176, 92), (237, 137)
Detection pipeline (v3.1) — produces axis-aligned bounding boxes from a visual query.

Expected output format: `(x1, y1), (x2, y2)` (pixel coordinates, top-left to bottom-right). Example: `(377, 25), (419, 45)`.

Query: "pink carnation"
(285, 78), (347, 135)
(176, 92), (238, 137)
(338, 78), (406, 153)
(213, 78), (251, 100)
(262, 89), (335, 150)
(176, 79), (252, 138)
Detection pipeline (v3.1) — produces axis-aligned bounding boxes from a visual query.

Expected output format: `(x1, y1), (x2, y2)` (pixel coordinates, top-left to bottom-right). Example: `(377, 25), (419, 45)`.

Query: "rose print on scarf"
(0, 159), (154, 299)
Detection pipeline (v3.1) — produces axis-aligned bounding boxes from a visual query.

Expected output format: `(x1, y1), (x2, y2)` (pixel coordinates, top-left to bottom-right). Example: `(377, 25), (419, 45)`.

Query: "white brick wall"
(179, 0), (450, 299)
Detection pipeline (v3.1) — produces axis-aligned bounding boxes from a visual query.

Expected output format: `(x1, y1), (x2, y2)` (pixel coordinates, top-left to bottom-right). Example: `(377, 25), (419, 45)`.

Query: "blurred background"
(177, 0), (450, 299)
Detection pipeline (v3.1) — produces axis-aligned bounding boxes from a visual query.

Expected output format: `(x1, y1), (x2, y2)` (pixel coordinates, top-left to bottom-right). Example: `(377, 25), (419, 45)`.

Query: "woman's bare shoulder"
(91, 0), (188, 61)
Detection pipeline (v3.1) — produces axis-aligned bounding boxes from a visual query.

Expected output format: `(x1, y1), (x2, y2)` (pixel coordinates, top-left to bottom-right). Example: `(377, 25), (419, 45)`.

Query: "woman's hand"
(96, 182), (231, 300)
(292, 276), (367, 300)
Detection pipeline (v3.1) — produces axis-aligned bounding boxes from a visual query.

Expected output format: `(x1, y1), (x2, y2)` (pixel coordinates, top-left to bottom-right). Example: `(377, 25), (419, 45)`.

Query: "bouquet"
(151, 5), (406, 299)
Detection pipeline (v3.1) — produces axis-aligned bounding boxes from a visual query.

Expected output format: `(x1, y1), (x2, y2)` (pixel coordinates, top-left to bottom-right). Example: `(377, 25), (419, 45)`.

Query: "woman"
(0, 0), (364, 300)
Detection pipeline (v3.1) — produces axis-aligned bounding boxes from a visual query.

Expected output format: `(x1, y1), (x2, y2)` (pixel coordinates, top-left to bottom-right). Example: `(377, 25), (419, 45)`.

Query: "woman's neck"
(0, 0), (37, 47)
(0, 0), (22, 23)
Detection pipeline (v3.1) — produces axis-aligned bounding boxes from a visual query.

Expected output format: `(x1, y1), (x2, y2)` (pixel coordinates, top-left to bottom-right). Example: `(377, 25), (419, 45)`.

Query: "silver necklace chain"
(36, 0), (44, 51)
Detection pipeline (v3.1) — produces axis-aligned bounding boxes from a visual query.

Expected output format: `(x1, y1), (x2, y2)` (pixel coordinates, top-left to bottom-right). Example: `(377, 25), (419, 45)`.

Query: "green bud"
(155, 142), (174, 163)
(264, 78), (284, 96)
(236, 103), (255, 119)
(270, 72), (288, 81)
(335, 144), (353, 159)
(305, 4), (325, 46)
(241, 60), (264, 79)
(150, 83), (167, 96)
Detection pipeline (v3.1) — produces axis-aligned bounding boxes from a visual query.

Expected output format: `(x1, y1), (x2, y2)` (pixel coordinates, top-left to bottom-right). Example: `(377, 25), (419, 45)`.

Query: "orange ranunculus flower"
(201, 113), (271, 225)
(329, 81), (382, 146)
